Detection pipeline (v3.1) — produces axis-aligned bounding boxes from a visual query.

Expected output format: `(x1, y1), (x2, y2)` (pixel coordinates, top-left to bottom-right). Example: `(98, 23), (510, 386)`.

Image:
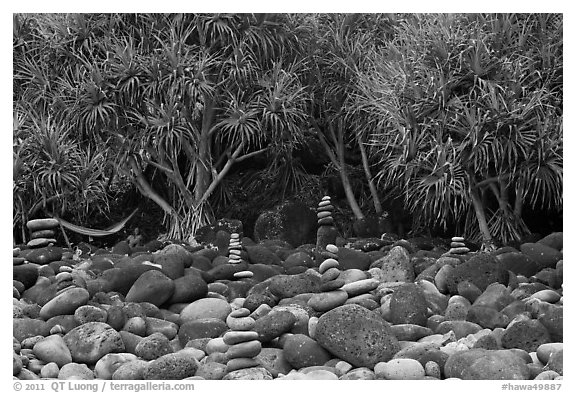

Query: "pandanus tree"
(354, 13), (562, 246)
(304, 14), (398, 222)
(14, 13), (310, 240)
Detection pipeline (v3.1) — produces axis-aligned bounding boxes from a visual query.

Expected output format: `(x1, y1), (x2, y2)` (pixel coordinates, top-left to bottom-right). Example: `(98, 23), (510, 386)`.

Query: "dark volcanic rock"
(194, 218), (243, 244)
(445, 253), (508, 295)
(283, 334), (332, 369)
(315, 304), (400, 368)
(245, 245), (283, 266)
(253, 200), (316, 248)
(389, 283), (429, 326)
(125, 270), (174, 307)
(501, 320), (552, 353)
(269, 271), (321, 299)
(444, 349), (531, 379)
(13, 264), (40, 289)
(338, 247), (371, 271)
(520, 243), (562, 269)
(253, 311), (296, 342)
(495, 252), (541, 277)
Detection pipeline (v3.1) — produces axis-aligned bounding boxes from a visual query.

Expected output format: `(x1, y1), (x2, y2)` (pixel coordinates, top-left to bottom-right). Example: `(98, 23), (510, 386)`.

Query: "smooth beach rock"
(393, 342), (449, 370)
(225, 340), (262, 359)
(537, 343), (563, 365)
(223, 330), (259, 345)
(283, 334), (332, 369)
(63, 322), (125, 364)
(111, 359), (148, 380)
(94, 353), (139, 380)
(125, 269), (175, 306)
(496, 252), (541, 277)
(444, 349), (531, 379)
(337, 247), (371, 270)
(472, 283), (515, 311)
(520, 243), (562, 269)
(195, 362), (227, 380)
(27, 218), (59, 232)
(39, 287), (90, 320)
(341, 278), (379, 297)
(179, 297), (232, 323)
(435, 320), (483, 339)
(13, 264), (40, 289)
(223, 367), (273, 380)
(178, 318), (228, 346)
(390, 324), (434, 341)
(25, 247), (63, 265)
(32, 334), (72, 367)
(543, 349), (563, 374)
(315, 304), (400, 368)
(308, 290), (348, 312)
(375, 358), (426, 380)
(58, 362), (94, 379)
(144, 352), (199, 380)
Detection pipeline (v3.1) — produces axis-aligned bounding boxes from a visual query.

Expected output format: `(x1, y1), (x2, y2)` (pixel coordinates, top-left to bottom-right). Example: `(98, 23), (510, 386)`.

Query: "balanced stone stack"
(228, 233), (244, 264)
(448, 236), (470, 255)
(223, 308), (262, 373)
(316, 196), (338, 256)
(26, 218), (59, 248)
(228, 233), (254, 280)
(308, 244), (348, 313)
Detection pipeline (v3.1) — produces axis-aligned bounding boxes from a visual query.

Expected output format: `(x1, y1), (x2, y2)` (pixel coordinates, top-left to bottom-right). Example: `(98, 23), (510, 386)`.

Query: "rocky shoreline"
(13, 215), (563, 380)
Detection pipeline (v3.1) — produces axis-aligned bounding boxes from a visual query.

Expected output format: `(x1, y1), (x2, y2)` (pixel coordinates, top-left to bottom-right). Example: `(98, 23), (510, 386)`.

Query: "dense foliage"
(13, 13), (562, 246)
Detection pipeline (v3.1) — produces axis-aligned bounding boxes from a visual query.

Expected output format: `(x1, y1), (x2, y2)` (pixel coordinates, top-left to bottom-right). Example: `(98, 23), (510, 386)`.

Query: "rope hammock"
(52, 208), (139, 237)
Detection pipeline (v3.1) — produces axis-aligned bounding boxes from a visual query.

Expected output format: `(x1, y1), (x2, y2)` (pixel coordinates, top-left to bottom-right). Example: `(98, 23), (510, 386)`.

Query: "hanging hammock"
(52, 208), (139, 237)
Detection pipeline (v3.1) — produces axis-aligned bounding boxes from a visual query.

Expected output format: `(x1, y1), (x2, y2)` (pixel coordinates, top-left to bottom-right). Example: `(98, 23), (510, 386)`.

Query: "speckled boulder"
(377, 246), (415, 282)
(444, 349), (531, 379)
(223, 367), (273, 380)
(13, 318), (50, 342)
(538, 305), (563, 342)
(446, 254), (508, 295)
(269, 271), (322, 299)
(134, 332), (173, 360)
(389, 283), (429, 326)
(253, 310), (296, 342)
(63, 322), (125, 364)
(144, 352), (199, 380)
(501, 320), (551, 352)
(315, 304), (400, 368)
(255, 348), (293, 377)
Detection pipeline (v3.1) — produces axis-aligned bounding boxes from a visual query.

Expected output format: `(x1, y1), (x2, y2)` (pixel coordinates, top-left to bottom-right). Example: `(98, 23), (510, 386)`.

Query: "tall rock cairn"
(316, 196), (339, 259)
(26, 218), (59, 248)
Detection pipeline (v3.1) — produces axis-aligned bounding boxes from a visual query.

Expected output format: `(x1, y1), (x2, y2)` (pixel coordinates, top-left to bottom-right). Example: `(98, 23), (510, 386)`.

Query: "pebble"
(308, 290), (348, 312)
(233, 271), (253, 279)
(58, 362), (94, 379)
(375, 358), (426, 380)
(225, 340), (262, 359)
(341, 278), (379, 296)
(32, 334), (72, 367)
(319, 258), (339, 274)
(223, 331), (259, 345)
(39, 287), (90, 320)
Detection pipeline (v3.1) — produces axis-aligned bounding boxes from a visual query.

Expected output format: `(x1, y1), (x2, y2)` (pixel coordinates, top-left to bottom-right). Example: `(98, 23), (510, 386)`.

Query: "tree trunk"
(469, 185), (493, 247)
(357, 134), (382, 215)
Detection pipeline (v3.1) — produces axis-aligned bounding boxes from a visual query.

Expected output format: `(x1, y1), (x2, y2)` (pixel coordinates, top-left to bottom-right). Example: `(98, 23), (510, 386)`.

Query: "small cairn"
(223, 308), (262, 373)
(26, 218), (59, 248)
(448, 236), (470, 255)
(308, 244), (348, 313)
(228, 233), (254, 280)
(316, 196), (339, 260)
(228, 233), (244, 264)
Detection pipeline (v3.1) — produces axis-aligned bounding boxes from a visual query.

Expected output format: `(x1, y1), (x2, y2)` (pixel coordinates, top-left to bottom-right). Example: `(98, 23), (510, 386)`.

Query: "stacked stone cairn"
(228, 232), (253, 280)
(316, 196), (338, 257)
(308, 244), (348, 314)
(223, 308), (262, 373)
(447, 236), (470, 255)
(26, 218), (59, 248)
